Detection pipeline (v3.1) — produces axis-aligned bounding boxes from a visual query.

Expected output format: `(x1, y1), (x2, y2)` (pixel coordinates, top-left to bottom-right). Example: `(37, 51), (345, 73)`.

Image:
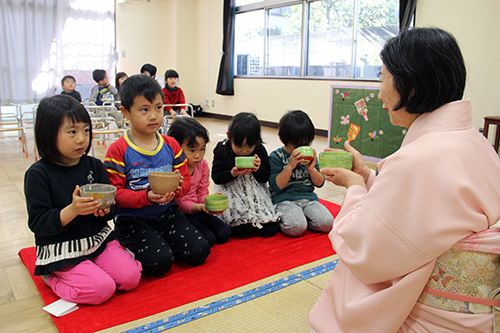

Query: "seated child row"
(24, 74), (333, 305)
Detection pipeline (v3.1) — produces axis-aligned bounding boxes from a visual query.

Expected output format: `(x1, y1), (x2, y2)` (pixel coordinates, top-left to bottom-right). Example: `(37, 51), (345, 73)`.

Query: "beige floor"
(0, 116), (352, 332)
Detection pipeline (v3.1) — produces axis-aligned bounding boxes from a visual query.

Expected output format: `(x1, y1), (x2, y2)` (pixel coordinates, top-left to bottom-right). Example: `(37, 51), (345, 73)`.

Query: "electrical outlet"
(205, 100), (209, 107)
(211, 100), (215, 107)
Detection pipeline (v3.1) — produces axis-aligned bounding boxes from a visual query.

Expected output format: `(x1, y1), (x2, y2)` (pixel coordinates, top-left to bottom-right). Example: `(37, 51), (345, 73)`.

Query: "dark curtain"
(399, 0), (416, 30)
(216, 0), (235, 95)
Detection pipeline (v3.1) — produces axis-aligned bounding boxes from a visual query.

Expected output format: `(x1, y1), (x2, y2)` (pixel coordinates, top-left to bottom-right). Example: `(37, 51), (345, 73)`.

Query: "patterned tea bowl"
(294, 146), (315, 164)
(80, 184), (117, 209)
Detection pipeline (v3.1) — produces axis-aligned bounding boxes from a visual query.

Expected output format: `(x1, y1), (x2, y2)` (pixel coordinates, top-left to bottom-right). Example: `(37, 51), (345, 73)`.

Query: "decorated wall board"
(329, 85), (406, 159)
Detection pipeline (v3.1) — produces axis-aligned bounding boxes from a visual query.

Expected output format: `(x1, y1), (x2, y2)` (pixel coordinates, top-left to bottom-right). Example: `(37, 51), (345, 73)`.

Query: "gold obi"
(418, 247), (500, 331)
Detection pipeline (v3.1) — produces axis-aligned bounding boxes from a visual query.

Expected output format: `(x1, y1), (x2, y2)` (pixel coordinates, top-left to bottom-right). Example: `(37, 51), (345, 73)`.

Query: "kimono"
(309, 100), (500, 332)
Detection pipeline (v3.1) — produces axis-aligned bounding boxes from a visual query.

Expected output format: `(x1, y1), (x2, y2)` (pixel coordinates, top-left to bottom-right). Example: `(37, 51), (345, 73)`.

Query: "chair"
(0, 104), (28, 157)
(91, 117), (125, 155)
(161, 104), (193, 134)
(483, 116), (500, 153)
(19, 103), (38, 159)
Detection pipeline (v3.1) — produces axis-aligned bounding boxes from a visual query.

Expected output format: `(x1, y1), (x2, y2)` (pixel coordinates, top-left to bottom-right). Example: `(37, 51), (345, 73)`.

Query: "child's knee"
(279, 214), (307, 236)
(142, 251), (174, 276)
(115, 260), (142, 291)
(178, 239), (211, 266)
(90, 275), (117, 304)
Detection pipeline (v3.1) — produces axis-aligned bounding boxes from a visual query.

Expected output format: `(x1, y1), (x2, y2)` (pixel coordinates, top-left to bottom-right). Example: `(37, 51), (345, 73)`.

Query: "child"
(163, 69), (188, 116)
(24, 95), (141, 305)
(269, 110), (334, 236)
(60, 75), (82, 102)
(89, 69), (118, 106)
(114, 71), (128, 100)
(211, 112), (278, 237)
(168, 117), (231, 245)
(103, 74), (210, 276)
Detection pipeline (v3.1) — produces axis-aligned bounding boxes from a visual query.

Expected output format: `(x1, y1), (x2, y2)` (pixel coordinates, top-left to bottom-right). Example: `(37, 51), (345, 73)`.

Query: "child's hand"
(304, 149), (318, 172)
(288, 149), (304, 168)
(169, 110), (177, 118)
(180, 109), (189, 116)
(72, 185), (101, 216)
(94, 205), (112, 217)
(148, 190), (176, 203)
(192, 203), (209, 214)
(174, 170), (184, 194)
(252, 154), (261, 172)
(231, 166), (253, 177)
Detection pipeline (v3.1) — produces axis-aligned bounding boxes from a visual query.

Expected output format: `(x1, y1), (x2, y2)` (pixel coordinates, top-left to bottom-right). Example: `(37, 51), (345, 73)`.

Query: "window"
(234, 0), (398, 79)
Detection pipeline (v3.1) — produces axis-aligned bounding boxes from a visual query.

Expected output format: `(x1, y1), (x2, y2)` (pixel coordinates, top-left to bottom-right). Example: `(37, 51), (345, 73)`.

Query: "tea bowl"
(318, 151), (353, 170)
(80, 184), (117, 209)
(235, 156), (256, 169)
(205, 194), (228, 214)
(294, 146), (314, 164)
(148, 171), (181, 195)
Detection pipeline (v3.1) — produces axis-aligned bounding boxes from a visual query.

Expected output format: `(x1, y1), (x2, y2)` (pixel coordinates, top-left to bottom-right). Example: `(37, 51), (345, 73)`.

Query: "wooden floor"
(0, 116), (352, 332)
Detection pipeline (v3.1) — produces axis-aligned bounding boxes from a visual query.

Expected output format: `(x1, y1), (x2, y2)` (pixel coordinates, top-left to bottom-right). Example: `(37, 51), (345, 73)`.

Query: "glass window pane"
(307, 0), (354, 78)
(234, 10), (264, 76)
(266, 4), (302, 76)
(355, 0), (399, 78)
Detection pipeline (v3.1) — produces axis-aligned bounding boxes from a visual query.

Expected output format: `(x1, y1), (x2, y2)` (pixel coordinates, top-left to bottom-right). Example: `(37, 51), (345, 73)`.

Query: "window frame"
(234, 0), (397, 80)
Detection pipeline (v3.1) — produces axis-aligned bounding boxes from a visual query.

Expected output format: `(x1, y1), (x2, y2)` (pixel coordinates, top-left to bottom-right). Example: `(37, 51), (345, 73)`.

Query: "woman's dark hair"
(278, 110), (315, 147)
(227, 112), (263, 147)
(119, 74), (164, 111)
(167, 117), (210, 147)
(380, 27), (466, 114)
(35, 95), (92, 163)
(115, 72), (128, 91)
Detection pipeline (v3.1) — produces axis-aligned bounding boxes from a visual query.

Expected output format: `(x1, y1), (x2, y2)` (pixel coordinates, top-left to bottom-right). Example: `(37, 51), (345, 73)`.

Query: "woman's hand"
(325, 141), (371, 184)
(321, 168), (366, 189)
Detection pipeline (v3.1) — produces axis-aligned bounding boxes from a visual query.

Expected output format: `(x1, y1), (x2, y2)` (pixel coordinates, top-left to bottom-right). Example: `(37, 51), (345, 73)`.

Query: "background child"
(163, 69), (188, 116)
(114, 71), (128, 101)
(168, 117), (231, 245)
(89, 69), (118, 106)
(24, 95), (141, 305)
(211, 112), (278, 237)
(60, 75), (82, 102)
(104, 74), (210, 276)
(269, 110), (333, 236)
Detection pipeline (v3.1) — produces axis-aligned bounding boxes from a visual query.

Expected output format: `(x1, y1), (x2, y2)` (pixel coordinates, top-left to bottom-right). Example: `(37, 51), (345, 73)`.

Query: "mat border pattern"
(123, 259), (339, 332)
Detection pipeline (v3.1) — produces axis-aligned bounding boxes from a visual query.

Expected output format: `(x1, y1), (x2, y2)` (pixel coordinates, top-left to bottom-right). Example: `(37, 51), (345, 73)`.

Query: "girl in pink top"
(168, 117), (231, 245)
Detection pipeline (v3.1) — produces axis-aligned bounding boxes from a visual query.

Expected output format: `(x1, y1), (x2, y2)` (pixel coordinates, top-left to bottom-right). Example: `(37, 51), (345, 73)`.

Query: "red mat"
(19, 199), (340, 333)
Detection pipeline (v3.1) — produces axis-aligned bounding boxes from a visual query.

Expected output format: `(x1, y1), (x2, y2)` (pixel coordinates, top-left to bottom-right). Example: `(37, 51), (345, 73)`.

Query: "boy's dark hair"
(228, 112), (262, 147)
(92, 69), (106, 83)
(380, 27), (466, 114)
(61, 75), (76, 85)
(278, 110), (315, 147)
(35, 95), (92, 163)
(167, 117), (210, 148)
(140, 63), (157, 77)
(119, 74), (164, 111)
(164, 69), (179, 79)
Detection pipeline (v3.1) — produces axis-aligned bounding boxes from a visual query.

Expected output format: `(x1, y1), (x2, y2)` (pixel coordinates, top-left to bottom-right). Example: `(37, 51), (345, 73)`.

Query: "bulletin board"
(329, 85), (406, 159)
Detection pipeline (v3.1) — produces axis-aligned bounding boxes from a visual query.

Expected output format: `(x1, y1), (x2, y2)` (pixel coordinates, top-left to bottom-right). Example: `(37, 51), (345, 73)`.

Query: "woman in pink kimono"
(309, 28), (500, 332)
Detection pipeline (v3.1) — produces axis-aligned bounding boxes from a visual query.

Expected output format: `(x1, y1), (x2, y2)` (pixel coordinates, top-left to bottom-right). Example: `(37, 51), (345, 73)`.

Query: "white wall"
(116, 0), (500, 131)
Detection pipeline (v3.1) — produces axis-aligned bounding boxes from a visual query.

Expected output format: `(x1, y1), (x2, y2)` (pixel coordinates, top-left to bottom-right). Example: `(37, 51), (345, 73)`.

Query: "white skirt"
(213, 174), (277, 228)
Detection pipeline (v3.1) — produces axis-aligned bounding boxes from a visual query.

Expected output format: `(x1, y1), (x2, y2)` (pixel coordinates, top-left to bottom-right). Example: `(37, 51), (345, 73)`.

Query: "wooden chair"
(483, 116), (500, 153)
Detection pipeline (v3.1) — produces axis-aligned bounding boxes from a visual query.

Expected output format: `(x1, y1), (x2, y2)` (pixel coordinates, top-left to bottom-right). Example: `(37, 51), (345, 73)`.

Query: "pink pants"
(46, 240), (142, 305)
